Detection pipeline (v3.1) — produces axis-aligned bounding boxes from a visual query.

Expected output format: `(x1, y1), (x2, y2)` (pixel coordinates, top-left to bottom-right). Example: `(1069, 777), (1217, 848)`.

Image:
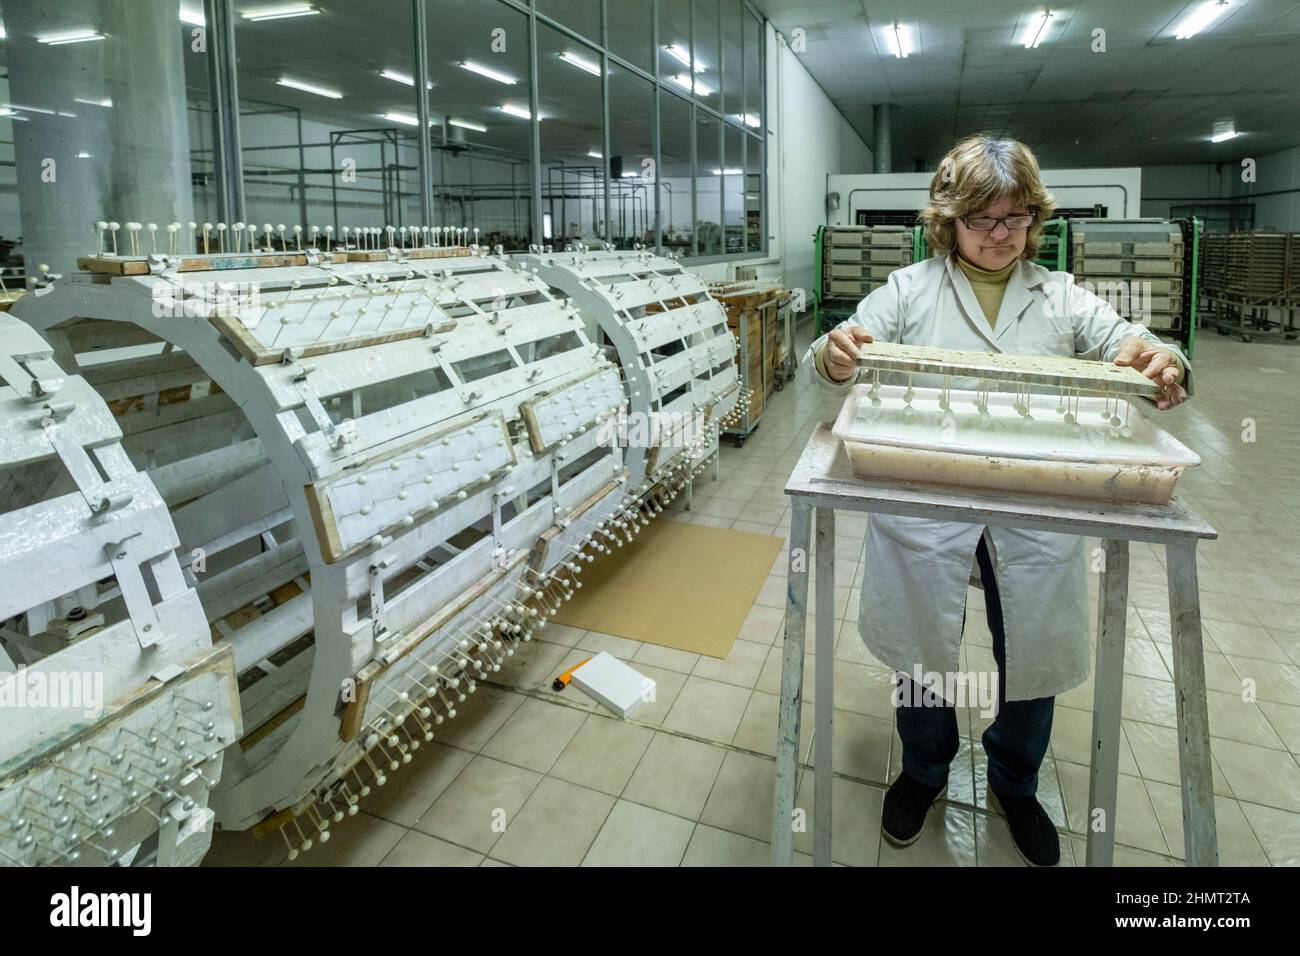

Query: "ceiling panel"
(754, 0), (1300, 168)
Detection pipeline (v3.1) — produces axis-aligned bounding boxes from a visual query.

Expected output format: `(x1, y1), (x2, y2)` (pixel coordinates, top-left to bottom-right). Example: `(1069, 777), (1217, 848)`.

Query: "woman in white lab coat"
(805, 134), (1190, 866)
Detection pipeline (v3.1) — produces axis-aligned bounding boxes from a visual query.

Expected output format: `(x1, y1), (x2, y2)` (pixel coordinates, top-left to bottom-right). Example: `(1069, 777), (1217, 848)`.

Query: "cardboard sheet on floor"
(550, 518), (783, 658)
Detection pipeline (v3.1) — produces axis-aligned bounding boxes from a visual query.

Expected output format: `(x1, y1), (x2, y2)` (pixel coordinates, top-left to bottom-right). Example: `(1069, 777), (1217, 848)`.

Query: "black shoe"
(988, 789), (1061, 866)
(881, 773), (946, 847)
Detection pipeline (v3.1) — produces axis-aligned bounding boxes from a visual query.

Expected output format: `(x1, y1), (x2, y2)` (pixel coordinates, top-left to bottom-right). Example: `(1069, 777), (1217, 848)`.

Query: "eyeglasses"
(960, 213), (1036, 231)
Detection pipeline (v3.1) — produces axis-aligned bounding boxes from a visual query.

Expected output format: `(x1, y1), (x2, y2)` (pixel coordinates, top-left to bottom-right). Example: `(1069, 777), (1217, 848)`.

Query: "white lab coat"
(805, 254), (1192, 701)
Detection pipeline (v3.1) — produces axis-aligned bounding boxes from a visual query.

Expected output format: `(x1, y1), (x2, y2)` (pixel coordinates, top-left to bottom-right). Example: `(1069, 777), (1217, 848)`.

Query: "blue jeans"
(894, 535), (1055, 798)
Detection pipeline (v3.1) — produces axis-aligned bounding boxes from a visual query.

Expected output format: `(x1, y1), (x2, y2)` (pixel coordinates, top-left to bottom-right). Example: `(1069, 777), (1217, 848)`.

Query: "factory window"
(235, 0), (423, 243)
(745, 120), (762, 252)
(658, 90), (694, 255)
(424, 0), (534, 251)
(696, 110), (722, 256)
(607, 0), (653, 74)
(0, 0), (764, 277)
(536, 0), (601, 46)
(538, 23), (605, 248)
(608, 64), (655, 248)
(723, 123), (745, 253)
(658, 0), (693, 90)
(693, 0), (721, 106)
(745, 6), (762, 127)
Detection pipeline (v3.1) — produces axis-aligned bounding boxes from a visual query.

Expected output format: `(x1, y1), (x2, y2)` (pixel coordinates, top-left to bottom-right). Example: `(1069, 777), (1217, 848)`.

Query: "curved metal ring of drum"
(13, 248), (628, 833)
(521, 248), (740, 488)
(0, 313), (239, 866)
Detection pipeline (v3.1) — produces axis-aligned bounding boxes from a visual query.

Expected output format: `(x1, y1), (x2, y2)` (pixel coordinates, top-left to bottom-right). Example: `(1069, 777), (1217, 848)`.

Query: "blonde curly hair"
(920, 134), (1056, 261)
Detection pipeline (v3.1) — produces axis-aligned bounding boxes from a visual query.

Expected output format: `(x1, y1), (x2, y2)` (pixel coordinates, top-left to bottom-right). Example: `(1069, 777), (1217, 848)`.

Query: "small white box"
(571, 652), (655, 719)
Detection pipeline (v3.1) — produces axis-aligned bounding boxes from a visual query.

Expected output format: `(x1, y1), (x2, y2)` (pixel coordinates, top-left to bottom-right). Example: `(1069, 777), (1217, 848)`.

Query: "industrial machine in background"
(2, 226), (739, 865)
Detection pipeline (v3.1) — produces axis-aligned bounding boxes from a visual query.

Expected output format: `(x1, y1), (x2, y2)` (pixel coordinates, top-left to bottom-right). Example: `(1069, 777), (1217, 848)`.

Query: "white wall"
(1139, 163), (1240, 220)
(764, 25), (872, 303)
(1247, 145), (1300, 231)
(1139, 148), (1300, 231)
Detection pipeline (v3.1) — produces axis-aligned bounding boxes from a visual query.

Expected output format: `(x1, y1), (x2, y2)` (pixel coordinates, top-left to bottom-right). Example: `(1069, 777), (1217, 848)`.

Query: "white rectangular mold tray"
(831, 384), (1199, 504)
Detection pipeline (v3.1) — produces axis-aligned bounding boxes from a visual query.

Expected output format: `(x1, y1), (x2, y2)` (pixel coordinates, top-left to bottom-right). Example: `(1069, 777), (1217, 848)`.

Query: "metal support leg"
(1166, 541), (1219, 866)
(1087, 538), (1128, 866)
(772, 498), (811, 866)
(813, 506), (836, 866)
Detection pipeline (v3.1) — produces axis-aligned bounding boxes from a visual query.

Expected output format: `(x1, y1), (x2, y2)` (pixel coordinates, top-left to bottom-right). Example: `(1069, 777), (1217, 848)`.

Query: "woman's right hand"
(824, 325), (874, 382)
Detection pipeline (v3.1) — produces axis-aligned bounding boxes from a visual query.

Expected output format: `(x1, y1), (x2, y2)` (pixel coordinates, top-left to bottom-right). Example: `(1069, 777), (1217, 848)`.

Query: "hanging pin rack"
(854, 341), (1163, 400)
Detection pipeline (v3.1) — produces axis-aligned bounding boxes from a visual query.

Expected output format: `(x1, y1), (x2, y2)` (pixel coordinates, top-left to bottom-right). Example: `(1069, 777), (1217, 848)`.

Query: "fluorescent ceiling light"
(461, 60), (517, 85)
(276, 77), (342, 99)
(664, 43), (703, 72)
(179, 6), (205, 26)
(711, 168), (742, 175)
(621, 172), (638, 178)
(587, 150), (603, 159)
(74, 97), (112, 107)
(242, 4), (320, 21)
(887, 23), (912, 58)
(735, 112), (760, 128)
(449, 117), (487, 132)
(380, 68), (433, 90)
(1175, 1), (1230, 39)
(38, 29), (106, 45)
(3, 102), (53, 115)
(0, 23), (7, 39)
(383, 111), (425, 126)
(671, 74), (713, 95)
(0, 108), (17, 116)
(1211, 127), (1238, 142)
(1020, 11), (1053, 48)
(76, 150), (91, 158)
(499, 103), (532, 120)
(559, 51), (601, 76)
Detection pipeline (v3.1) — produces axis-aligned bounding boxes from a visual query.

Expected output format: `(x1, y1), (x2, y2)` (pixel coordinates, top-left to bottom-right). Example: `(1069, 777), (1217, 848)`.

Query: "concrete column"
(872, 104), (892, 174)
(7, 0), (194, 274)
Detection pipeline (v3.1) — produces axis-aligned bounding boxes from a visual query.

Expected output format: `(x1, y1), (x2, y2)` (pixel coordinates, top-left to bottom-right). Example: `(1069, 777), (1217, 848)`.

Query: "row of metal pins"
(93, 220), (482, 257)
(271, 441), (717, 860)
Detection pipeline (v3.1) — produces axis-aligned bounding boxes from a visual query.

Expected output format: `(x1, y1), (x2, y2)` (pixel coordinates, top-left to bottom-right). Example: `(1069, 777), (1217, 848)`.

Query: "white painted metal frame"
(0, 313), (238, 867)
(522, 247), (737, 493)
(12, 249), (628, 834)
(771, 424), (1219, 868)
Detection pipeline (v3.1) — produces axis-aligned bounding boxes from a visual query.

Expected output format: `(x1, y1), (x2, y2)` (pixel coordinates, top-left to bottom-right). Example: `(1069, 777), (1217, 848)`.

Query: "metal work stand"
(771, 424), (1219, 867)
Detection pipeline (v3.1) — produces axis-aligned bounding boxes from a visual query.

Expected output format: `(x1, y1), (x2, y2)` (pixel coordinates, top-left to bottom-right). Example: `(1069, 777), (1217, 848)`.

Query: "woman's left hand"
(1113, 336), (1188, 410)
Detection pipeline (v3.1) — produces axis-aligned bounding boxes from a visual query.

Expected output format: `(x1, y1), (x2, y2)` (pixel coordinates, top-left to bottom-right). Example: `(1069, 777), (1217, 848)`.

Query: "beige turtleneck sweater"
(955, 253), (1017, 328)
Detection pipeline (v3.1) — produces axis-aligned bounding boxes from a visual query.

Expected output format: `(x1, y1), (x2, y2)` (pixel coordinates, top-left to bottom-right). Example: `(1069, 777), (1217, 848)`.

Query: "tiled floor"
(205, 320), (1300, 867)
